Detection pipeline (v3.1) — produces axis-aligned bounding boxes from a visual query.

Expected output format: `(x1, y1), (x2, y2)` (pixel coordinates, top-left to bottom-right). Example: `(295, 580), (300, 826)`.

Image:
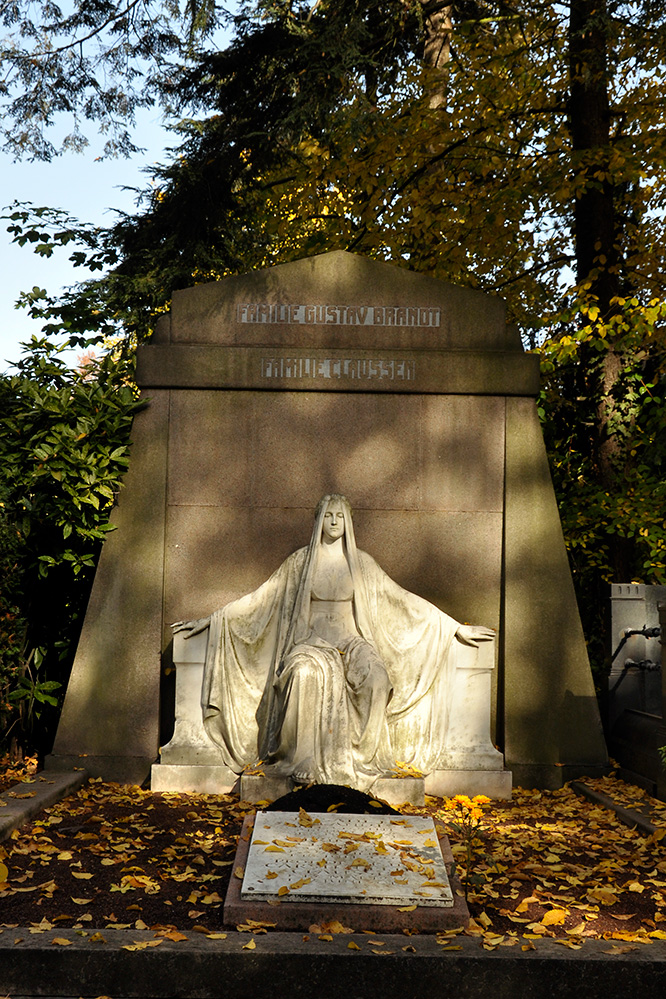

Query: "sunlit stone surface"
(170, 494), (497, 792)
(49, 252), (606, 790)
(241, 811), (454, 907)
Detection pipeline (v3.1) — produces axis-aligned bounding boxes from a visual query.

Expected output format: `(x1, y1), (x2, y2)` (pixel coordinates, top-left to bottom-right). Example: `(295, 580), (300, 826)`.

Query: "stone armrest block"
(158, 629), (220, 767)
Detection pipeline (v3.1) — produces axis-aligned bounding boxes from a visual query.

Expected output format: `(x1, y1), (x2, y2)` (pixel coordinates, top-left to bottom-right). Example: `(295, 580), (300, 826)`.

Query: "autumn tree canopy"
(2, 0), (665, 740)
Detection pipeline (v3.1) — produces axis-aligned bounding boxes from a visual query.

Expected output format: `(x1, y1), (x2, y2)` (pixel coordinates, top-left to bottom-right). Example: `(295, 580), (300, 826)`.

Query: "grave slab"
(224, 812), (469, 933)
(243, 811), (452, 906)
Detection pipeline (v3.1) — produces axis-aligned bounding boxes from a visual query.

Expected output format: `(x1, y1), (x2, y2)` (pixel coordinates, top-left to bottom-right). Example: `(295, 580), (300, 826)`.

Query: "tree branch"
(21, 0), (146, 59)
(490, 254), (574, 291)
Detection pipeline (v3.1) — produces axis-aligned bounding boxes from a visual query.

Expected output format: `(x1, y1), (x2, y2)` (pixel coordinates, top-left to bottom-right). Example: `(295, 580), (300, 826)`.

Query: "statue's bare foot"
(292, 772), (315, 785)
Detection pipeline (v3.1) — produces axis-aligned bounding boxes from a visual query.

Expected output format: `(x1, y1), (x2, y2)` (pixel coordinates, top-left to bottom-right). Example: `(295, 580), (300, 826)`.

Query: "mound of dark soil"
(266, 783), (399, 815)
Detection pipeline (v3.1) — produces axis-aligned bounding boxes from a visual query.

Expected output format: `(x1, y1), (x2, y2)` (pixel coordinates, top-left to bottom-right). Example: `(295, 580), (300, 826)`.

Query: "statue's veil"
(281, 494), (374, 655)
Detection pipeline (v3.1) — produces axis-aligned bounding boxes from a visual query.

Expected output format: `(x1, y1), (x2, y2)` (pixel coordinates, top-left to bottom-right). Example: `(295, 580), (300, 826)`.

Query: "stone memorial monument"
(168, 493), (496, 800)
(46, 250), (608, 791)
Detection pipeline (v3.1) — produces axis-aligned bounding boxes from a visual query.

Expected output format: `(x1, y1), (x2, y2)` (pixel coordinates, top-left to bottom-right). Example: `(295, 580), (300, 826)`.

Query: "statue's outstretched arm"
(171, 616), (211, 639)
(455, 624), (495, 647)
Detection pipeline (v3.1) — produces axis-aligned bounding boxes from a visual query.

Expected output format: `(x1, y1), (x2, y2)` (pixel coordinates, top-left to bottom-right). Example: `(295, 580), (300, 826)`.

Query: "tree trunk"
(568, 0), (631, 581)
(568, 0), (618, 310)
(423, 1), (453, 105)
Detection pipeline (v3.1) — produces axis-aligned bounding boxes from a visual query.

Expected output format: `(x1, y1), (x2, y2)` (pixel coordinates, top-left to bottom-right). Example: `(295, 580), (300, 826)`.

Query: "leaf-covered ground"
(0, 754), (39, 794)
(0, 765), (665, 953)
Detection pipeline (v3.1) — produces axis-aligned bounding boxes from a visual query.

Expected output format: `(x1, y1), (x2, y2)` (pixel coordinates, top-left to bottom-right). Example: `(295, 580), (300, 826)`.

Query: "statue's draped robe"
(202, 503), (460, 787)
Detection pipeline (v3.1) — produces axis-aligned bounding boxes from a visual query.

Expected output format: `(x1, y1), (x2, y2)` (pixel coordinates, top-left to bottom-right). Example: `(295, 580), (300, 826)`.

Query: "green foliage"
(0, 488), (27, 755)
(0, 340), (143, 753)
(0, 0), (224, 160)
(37, 1), (664, 336)
(3, 0), (666, 732)
(539, 296), (666, 673)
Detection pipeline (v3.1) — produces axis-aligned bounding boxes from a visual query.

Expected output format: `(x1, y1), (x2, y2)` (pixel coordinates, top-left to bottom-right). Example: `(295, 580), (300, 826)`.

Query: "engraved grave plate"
(241, 811), (454, 907)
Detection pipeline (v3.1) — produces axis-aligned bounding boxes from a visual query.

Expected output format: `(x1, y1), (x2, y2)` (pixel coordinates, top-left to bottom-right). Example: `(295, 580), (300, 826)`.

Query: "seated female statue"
(172, 494), (493, 790)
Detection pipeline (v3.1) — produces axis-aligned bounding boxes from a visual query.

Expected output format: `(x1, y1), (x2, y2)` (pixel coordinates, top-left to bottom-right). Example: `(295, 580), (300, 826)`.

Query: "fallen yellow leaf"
(299, 808), (316, 827)
(289, 878), (311, 890)
(159, 930), (188, 942)
(516, 895), (539, 913)
(586, 887), (617, 906)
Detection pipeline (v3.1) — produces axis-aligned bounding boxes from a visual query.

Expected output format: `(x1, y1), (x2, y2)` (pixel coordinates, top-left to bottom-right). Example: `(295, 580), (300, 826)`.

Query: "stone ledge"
(45, 754), (155, 785)
(1, 930), (666, 999)
(136, 345), (540, 396)
(370, 776), (424, 806)
(150, 763), (239, 795)
(238, 773), (426, 807)
(570, 780), (659, 835)
(0, 771), (87, 843)
(425, 769), (512, 799)
(240, 772), (291, 803)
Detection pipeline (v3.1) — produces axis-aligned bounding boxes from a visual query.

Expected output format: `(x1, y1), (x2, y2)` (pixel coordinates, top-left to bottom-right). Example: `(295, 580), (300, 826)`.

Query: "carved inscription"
(260, 356), (416, 382)
(238, 303), (440, 327)
(241, 811), (453, 907)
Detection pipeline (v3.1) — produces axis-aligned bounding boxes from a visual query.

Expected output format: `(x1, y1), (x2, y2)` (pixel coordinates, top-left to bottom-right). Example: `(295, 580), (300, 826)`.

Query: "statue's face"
(321, 501), (346, 542)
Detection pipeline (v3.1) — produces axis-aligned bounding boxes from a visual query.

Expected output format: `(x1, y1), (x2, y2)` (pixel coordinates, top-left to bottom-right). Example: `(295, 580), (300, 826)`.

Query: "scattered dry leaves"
(2, 763), (666, 950)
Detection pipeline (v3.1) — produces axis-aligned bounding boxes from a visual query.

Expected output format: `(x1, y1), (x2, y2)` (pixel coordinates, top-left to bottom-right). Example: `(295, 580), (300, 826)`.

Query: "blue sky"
(0, 109), (173, 372)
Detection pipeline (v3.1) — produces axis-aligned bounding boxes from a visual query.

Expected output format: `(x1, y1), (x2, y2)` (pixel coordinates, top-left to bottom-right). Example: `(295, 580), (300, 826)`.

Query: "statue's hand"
(171, 616), (211, 639)
(456, 624), (495, 647)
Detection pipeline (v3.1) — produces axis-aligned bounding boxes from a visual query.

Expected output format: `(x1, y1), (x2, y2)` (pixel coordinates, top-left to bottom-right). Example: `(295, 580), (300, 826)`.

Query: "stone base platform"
(425, 769), (512, 800)
(224, 814), (469, 934)
(239, 773), (426, 807)
(151, 763), (239, 794)
(149, 765), (512, 801)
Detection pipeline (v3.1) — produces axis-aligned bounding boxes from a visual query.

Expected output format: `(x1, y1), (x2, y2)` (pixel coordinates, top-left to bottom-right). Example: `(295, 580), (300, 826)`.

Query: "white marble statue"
(172, 494), (494, 790)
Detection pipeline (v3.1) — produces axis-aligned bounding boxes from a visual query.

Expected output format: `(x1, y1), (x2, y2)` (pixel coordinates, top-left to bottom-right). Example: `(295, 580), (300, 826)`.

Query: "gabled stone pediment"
(155, 250), (515, 352)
